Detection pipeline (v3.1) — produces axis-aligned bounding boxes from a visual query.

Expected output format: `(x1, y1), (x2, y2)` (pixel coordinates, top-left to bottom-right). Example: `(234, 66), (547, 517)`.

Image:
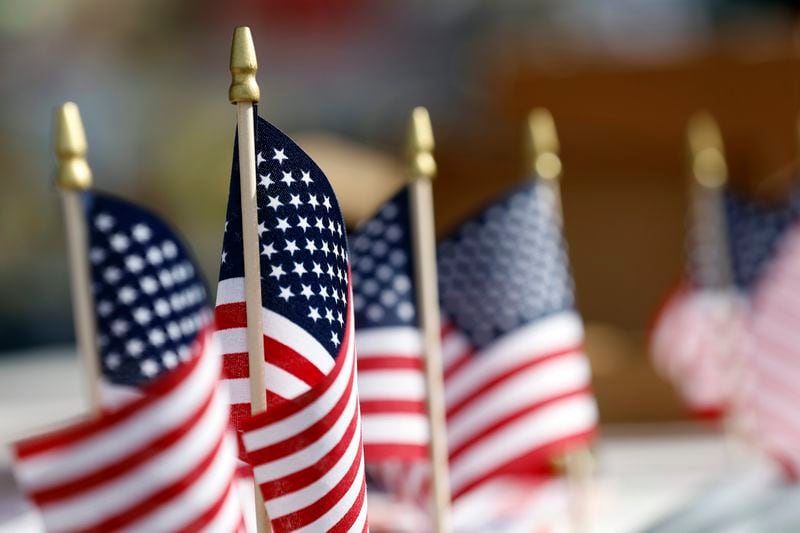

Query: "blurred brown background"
(3, 0), (800, 424)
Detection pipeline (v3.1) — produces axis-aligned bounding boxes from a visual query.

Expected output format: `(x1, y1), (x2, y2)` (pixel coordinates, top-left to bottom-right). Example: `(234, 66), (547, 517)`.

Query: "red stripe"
(446, 345), (582, 420)
(269, 433), (365, 532)
(258, 393), (359, 500)
(241, 305), (353, 432)
(230, 403), (253, 434)
(359, 400), (426, 415)
(14, 329), (212, 459)
(215, 301), (247, 330)
(443, 349), (473, 380)
(174, 469), (237, 532)
(223, 352), (251, 380)
(330, 474), (367, 532)
(74, 429), (228, 532)
(449, 388), (592, 462)
(30, 384), (218, 505)
(441, 322), (456, 338)
(223, 339), (328, 387)
(362, 443), (428, 462)
(247, 364), (355, 465)
(357, 356), (423, 372)
(266, 336), (326, 387)
(452, 430), (596, 500)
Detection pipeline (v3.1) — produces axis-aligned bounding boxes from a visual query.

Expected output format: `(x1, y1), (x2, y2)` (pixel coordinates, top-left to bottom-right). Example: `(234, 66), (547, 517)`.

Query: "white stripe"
(445, 312), (583, 408)
(215, 327), (246, 353)
(98, 381), (144, 410)
(15, 344), (218, 490)
(361, 414), (429, 445)
(262, 308), (335, 375)
(215, 304), (335, 381)
(449, 394), (597, 495)
(447, 353), (591, 449)
(121, 432), (238, 533)
(216, 277), (245, 306)
(294, 437), (367, 533)
(265, 405), (361, 517)
(198, 478), (245, 533)
(356, 327), (422, 357)
(243, 319), (355, 448)
(441, 326), (471, 370)
(357, 370), (425, 401)
(39, 387), (229, 531)
(225, 378), (252, 406)
(219, 328), (313, 402)
(349, 485), (369, 533)
(253, 370), (358, 482)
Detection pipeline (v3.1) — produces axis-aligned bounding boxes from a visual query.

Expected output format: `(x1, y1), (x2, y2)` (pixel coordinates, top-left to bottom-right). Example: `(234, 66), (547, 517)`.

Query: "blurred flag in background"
(353, 179), (597, 530)
(651, 185), (799, 418)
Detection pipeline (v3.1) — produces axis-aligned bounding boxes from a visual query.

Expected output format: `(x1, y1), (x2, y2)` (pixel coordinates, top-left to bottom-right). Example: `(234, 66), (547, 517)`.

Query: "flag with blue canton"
(215, 112), (368, 532)
(350, 186), (429, 463)
(86, 191), (211, 402)
(436, 181), (597, 500)
(652, 183), (800, 418)
(10, 190), (246, 532)
(361, 181), (597, 503)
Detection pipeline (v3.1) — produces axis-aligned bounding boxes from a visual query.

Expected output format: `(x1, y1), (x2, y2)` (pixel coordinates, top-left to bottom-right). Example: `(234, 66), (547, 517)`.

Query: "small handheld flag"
(215, 114), (368, 532)
(10, 103), (244, 533)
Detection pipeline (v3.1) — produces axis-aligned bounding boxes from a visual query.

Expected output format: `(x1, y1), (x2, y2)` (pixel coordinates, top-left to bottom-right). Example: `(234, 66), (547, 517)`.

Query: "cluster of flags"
(650, 112), (800, 479)
(8, 27), (599, 533)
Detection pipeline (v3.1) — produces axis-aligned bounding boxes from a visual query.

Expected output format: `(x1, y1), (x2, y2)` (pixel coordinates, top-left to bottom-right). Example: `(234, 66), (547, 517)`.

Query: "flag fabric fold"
(216, 113), (368, 532)
(11, 191), (244, 533)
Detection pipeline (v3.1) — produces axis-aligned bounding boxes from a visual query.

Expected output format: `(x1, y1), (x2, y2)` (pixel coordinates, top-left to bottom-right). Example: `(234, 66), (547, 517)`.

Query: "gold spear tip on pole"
(525, 108), (562, 181)
(229, 26), (260, 104)
(55, 102), (92, 191)
(687, 110), (727, 189)
(407, 106), (436, 179)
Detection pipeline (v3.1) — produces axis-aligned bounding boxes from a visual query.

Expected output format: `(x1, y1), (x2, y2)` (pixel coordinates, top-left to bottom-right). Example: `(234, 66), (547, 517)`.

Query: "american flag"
(355, 181), (597, 502)
(438, 181), (596, 499)
(736, 192), (800, 476)
(215, 113), (368, 531)
(11, 191), (244, 532)
(650, 186), (797, 416)
(349, 187), (428, 462)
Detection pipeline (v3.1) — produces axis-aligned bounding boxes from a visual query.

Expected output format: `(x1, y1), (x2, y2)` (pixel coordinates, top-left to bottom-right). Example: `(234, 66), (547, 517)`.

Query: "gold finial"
(687, 111), (727, 189)
(55, 102), (92, 190)
(229, 26), (260, 104)
(406, 106), (436, 179)
(525, 108), (562, 181)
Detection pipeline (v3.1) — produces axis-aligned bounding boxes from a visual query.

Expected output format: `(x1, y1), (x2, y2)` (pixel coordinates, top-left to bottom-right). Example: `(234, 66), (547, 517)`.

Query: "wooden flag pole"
(229, 26), (271, 533)
(686, 112), (733, 285)
(407, 107), (452, 533)
(526, 108), (594, 533)
(55, 102), (102, 414)
(686, 112), (747, 461)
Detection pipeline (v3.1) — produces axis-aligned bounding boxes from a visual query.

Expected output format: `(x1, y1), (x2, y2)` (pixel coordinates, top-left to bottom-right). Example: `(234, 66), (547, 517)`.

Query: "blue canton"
(85, 192), (210, 387)
(350, 187), (417, 329)
(437, 181), (575, 348)
(723, 187), (800, 289)
(218, 113), (349, 356)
